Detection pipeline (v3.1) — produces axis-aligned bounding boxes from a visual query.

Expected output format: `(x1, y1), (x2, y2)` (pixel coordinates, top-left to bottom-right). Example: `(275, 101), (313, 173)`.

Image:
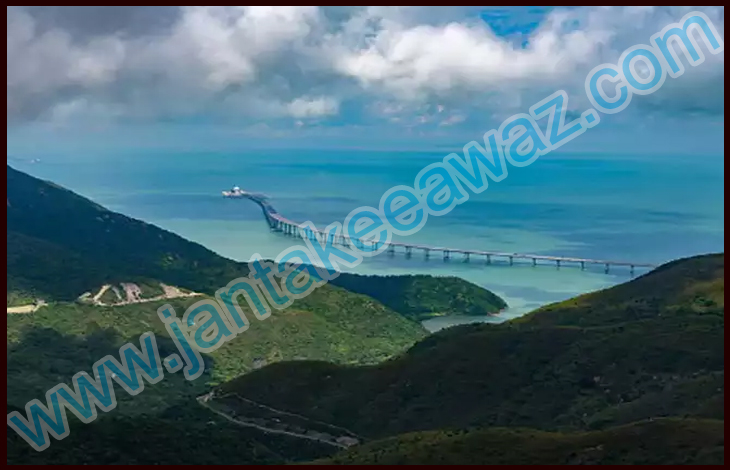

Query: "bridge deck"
(225, 192), (657, 269)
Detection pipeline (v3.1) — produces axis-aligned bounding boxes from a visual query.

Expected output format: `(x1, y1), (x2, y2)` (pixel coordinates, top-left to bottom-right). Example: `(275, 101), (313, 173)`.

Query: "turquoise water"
(9, 148), (724, 331)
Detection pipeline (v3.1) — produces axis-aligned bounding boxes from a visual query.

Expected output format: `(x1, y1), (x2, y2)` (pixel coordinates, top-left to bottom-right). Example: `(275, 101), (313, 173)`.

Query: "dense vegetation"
(314, 418), (724, 465)
(216, 253), (724, 462)
(7, 401), (333, 465)
(6, 291), (429, 464)
(7, 289), (427, 400)
(7, 165), (253, 302)
(330, 273), (507, 321)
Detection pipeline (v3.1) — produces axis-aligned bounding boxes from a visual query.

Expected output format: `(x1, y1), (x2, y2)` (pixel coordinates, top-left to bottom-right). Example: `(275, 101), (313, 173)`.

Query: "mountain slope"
(218, 254), (724, 441)
(7, 401), (333, 465)
(313, 418), (724, 465)
(517, 252), (724, 327)
(7, 164), (252, 300)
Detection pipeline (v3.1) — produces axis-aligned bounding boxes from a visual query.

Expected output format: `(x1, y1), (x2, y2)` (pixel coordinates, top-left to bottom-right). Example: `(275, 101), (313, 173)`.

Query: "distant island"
(330, 273), (508, 322)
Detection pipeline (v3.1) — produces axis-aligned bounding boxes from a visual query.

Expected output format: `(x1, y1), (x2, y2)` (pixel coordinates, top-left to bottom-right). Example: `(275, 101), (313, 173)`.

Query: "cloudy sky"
(6, 6), (725, 153)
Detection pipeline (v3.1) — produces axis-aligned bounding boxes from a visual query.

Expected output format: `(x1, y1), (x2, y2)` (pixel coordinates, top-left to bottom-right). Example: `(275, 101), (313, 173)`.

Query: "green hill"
(7, 165), (254, 302)
(217, 254), (724, 454)
(329, 273), (507, 321)
(314, 418), (724, 465)
(7, 287), (429, 397)
(516, 252), (724, 327)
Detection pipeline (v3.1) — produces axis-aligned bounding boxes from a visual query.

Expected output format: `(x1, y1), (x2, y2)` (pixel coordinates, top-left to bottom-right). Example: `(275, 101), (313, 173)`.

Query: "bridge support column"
(443, 250), (450, 261)
(424, 248), (429, 260)
(556, 260), (561, 269)
(630, 265), (635, 276)
(486, 254), (491, 264)
(405, 246), (412, 259)
(604, 263), (610, 274)
(532, 258), (537, 267)
(581, 261), (585, 270)
(509, 256), (513, 266)
(463, 253), (470, 263)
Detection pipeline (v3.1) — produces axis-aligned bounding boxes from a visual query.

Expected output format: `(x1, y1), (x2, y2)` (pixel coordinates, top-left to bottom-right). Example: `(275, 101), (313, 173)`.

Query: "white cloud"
(333, 5), (724, 113)
(286, 96), (339, 118)
(6, 6), (725, 124)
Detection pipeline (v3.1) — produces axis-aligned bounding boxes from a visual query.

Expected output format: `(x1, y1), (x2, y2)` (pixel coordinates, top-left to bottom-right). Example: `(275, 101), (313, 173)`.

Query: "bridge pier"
(463, 252), (470, 263)
(580, 261), (585, 270)
(604, 263), (610, 274)
(424, 248), (430, 260)
(443, 250), (450, 261)
(556, 259), (561, 269)
(486, 254), (491, 264)
(630, 264), (635, 276)
(532, 257), (537, 267)
(509, 256), (513, 266)
(405, 246), (412, 259)
(387, 244), (395, 256)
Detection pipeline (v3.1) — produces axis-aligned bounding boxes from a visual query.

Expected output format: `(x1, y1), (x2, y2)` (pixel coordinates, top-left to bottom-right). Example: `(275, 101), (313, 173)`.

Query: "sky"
(6, 6), (725, 154)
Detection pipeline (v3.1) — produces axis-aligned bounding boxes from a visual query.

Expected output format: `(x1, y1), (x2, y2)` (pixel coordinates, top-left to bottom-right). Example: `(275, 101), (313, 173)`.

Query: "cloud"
(333, 6), (724, 116)
(7, 7), (127, 122)
(6, 6), (725, 125)
(286, 96), (339, 118)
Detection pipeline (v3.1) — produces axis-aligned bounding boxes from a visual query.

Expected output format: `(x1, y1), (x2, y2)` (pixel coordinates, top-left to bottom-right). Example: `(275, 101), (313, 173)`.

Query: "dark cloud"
(20, 6), (181, 40)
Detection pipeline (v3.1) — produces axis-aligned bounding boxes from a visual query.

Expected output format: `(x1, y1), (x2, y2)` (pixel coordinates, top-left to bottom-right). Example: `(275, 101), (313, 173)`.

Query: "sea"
(8, 147), (724, 332)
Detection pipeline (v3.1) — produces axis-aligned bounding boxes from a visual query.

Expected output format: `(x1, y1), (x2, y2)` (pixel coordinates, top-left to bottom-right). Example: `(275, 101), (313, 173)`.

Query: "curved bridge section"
(224, 190), (657, 274)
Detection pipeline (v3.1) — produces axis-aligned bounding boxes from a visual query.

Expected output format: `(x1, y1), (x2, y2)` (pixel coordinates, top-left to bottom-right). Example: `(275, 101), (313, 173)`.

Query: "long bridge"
(223, 189), (657, 275)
